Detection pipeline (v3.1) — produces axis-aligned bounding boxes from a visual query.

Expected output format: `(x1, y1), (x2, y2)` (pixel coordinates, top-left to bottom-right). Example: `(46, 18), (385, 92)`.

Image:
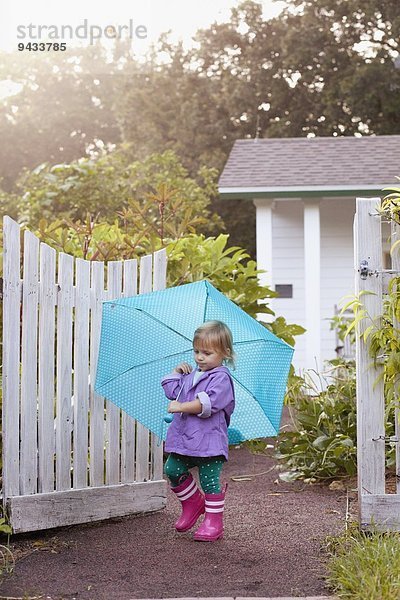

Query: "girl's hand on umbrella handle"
(164, 399), (182, 423)
(173, 362), (193, 374)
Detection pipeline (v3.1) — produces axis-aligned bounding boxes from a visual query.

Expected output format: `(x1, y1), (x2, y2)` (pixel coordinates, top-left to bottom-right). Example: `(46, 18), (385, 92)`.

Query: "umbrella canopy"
(95, 280), (294, 444)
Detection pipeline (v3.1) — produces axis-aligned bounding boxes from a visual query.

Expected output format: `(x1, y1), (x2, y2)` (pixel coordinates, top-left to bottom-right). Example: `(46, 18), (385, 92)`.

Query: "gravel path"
(0, 445), (346, 600)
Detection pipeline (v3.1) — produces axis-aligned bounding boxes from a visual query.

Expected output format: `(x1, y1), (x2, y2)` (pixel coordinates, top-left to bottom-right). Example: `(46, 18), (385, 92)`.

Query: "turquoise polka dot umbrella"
(95, 280), (294, 444)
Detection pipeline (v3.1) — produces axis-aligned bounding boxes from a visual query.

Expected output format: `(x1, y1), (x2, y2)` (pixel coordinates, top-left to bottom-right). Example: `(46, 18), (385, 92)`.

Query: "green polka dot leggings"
(164, 453), (225, 494)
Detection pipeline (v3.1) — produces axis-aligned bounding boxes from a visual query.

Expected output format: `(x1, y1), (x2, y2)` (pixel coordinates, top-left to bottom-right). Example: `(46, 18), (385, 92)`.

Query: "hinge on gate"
(372, 435), (399, 443)
(359, 260), (378, 280)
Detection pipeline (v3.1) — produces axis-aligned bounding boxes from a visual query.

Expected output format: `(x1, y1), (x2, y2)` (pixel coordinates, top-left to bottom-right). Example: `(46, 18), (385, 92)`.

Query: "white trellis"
(355, 197), (400, 530)
(2, 216), (167, 533)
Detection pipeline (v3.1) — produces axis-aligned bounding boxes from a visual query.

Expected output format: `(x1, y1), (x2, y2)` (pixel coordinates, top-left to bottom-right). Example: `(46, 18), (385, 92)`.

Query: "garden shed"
(218, 135), (400, 374)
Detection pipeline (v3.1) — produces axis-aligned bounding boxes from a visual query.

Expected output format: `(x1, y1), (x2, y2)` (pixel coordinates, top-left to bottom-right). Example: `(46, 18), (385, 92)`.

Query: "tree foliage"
(15, 149), (222, 234)
(2, 1), (399, 187)
(1, 0), (399, 254)
(116, 0), (400, 167)
(0, 43), (124, 191)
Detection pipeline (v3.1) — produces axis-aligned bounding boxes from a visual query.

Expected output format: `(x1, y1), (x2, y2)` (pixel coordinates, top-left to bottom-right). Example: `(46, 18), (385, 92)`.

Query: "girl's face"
(193, 345), (224, 371)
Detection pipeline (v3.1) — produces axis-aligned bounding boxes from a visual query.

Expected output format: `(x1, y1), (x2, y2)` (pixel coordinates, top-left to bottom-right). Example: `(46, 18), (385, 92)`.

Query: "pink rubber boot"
(171, 474), (205, 532)
(193, 485), (226, 542)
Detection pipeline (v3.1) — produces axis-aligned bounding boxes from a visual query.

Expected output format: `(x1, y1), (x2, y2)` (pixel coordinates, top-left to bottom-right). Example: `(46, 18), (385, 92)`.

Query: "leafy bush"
(4, 146), (303, 351)
(26, 220), (305, 348)
(326, 527), (400, 599)
(15, 149), (222, 232)
(30, 167), (219, 261)
(167, 233), (274, 317)
(167, 234), (305, 345)
(276, 360), (357, 482)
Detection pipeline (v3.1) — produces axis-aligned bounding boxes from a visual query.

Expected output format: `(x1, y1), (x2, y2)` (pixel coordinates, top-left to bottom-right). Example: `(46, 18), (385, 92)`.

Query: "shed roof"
(218, 135), (400, 199)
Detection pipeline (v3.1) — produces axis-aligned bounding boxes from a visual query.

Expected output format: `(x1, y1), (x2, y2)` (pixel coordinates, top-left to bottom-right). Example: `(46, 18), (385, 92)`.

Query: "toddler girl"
(162, 320), (235, 542)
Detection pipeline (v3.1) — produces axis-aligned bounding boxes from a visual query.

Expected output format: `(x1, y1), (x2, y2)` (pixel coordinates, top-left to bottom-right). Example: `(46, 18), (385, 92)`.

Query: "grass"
(326, 526), (400, 599)
(0, 543), (14, 576)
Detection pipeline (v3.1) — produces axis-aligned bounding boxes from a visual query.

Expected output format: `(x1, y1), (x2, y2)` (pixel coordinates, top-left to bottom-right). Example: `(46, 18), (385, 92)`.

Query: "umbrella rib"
(97, 349), (193, 388)
(234, 339), (293, 348)
(229, 372), (257, 401)
(229, 373), (278, 436)
(203, 284), (210, 322)
(113, 304), (194, 343)
(136, 309), (194, 343)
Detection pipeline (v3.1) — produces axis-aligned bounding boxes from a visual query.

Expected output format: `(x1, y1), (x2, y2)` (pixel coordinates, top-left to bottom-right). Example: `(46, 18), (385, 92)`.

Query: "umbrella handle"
(164, 380), (185, 424)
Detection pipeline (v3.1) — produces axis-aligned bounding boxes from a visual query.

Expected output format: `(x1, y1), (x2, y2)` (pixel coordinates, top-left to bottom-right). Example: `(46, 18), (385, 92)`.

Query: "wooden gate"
(355, 197), (400, 530)
(2, 216), (167, 533)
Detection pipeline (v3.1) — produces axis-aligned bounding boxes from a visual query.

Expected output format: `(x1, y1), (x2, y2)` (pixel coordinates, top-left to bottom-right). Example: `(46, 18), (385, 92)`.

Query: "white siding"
(271, 201), (306, 371)
(267, 198), (355, 374)
(257, 197), (389, 376)
(320, 198), (355, 365)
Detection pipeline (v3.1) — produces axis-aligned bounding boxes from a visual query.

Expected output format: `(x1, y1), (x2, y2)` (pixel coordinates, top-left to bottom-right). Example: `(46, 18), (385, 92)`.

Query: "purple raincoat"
(161, 366), (235, 460)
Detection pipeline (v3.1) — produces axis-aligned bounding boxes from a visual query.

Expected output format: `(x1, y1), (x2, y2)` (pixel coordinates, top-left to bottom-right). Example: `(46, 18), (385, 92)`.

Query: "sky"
(0, 0), (286, 53)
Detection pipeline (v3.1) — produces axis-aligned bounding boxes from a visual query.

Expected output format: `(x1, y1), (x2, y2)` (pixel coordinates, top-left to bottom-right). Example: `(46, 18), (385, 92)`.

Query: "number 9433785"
(18, 42), (67, 51)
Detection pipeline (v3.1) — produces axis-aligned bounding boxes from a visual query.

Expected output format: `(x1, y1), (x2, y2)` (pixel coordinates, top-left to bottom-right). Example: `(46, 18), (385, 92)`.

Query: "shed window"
(275, 284), (293, 298)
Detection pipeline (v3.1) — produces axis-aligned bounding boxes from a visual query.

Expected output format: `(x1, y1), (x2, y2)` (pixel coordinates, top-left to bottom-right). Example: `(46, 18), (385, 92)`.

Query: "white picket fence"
(355, 198), (400, 530)
(2, 216), (167, 533)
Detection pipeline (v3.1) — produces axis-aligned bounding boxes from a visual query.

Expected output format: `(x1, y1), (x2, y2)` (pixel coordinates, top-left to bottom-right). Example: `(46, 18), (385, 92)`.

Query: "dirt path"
(0, 445), (346, 600)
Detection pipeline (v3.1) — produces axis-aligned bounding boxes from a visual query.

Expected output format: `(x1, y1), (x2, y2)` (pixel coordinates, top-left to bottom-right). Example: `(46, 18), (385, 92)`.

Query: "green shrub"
(326, 527), (400, 599)
(167, 233), (275, 318)
(276, 360), (357, 482)
(25, 219), (305, 349)
(167, 233), (305, 346)
(15, 149), (222, 232)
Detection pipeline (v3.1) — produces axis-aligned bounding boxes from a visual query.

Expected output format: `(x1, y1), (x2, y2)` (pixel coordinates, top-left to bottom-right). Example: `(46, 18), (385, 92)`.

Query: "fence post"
(2, 217), (21, 498)
(135, 254), (153, 482)
(354, 198), (385, 525)
(151, 248), (167, 480)
(89, 261), (106, 487)
(120, 259), (138, 484)
(38, 242), (57, 493)
(105, 261), (123, 485)
(391, 220), (400, 493)
(20, 230), (39, 495)
(73, 259), (91, 489)
(56, 253), (74, 491)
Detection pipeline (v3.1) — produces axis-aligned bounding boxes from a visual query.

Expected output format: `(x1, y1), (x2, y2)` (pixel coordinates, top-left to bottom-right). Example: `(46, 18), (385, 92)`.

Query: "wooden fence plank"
(38, 242), (56, 493)
(20, 230), (39, 495)
(151, 249), (167, 481)
(8, 481), (167, 534)
(73, 259), (91, 489)
(56, 253), (74, 491)
(136, 254), (152, 482)
(89, 261), (105, 487)
(355, 198), (385, 527)
(2, 216), (21, 497)
(105, 261), (122, 485)
(121, 259), (138, 483)
(361, 495), (400, 531)
(391, 221), (400, 494)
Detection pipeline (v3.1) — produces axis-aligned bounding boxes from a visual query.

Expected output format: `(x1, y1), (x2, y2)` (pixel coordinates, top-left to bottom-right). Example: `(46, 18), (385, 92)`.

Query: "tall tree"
(2, 0), (399, 253)
(0, 43), (125, 191)
(268, 0), (400, 136)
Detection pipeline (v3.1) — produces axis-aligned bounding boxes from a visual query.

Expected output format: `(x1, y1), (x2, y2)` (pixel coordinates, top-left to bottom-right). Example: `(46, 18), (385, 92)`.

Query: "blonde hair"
(193, 320), (235, 368)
